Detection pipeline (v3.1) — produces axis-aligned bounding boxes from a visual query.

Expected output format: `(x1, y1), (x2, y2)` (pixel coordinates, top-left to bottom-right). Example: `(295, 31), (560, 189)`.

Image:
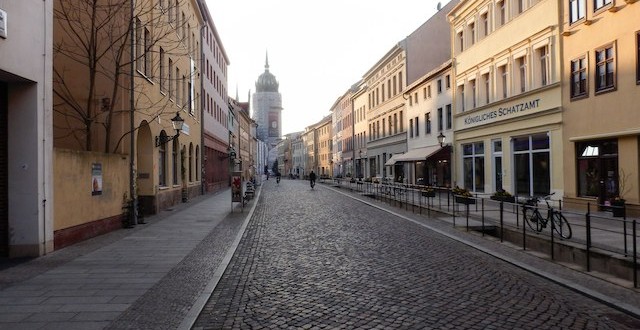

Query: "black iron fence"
(326, 178), (639, 288)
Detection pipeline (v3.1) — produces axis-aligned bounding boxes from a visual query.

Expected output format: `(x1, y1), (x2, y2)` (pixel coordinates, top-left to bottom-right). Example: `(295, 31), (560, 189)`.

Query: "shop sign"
(462, 98), (541, 128)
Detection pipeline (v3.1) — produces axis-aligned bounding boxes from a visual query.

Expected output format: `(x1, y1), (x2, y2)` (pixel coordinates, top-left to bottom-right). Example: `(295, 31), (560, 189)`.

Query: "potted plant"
(611, 168), (631, 217)
(421, 186), (436, 198)
(490, 189), (515, 203)
(452, 186), (475, 205)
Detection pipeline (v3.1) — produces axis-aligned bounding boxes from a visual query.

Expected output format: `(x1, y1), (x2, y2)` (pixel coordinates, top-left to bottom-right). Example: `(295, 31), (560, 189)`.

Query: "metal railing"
(326, 178), (639, 288)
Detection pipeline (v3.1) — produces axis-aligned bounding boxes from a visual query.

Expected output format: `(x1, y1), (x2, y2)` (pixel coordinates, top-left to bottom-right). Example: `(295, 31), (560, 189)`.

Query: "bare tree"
(53, 0), (198, 153)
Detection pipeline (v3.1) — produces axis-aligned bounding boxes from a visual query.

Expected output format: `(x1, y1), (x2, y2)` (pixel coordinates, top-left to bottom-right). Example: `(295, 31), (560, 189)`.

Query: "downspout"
(129, 0), (137, 226)
(42, 0), (49, 254)
(200, 20), (205, 195)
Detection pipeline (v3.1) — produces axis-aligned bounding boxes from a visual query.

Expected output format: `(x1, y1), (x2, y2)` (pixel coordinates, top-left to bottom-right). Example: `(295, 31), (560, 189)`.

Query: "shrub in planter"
(452, 186), (475, 204)
(421, 187), (436, 197)
(611, 197), (626, 217)
(490, 189), (515, 203)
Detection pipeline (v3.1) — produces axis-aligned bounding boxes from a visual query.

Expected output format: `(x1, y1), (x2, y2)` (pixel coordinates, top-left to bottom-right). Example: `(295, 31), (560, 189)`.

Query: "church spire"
(265, 50), (269, 72)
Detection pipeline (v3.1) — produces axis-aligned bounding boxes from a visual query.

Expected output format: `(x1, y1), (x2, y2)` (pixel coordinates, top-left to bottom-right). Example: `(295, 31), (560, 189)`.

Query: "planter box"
(612, 202), (625, 217)
(490, 195), (515, 203)
(455, 196), (475, 205)
(422, 191), (436, 198)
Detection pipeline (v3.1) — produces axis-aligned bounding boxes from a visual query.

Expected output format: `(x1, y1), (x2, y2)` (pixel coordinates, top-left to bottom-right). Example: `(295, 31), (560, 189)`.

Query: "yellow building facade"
(561, 0), (640, 215)
(449, 0), (563, 197)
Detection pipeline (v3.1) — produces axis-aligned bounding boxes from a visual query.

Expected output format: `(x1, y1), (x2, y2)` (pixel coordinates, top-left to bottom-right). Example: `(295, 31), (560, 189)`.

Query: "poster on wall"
(92, 163), (103, 196)
(268, 111), (279, 137)
(231, 171), (242, 203)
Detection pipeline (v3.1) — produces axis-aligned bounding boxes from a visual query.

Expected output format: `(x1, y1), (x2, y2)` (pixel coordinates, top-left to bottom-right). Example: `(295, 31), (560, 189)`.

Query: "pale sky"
(206, 0), (452, 135)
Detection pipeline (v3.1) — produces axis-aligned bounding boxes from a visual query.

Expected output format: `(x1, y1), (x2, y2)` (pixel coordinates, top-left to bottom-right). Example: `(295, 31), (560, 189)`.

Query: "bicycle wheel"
(522, 206), (539, 232)
(552, 212), (572, 239)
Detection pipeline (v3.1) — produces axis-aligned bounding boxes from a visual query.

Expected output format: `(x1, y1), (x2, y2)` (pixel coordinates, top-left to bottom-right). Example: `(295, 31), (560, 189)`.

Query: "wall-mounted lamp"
(220, 146), (236, 160)
(437, 131), (447, 147)
(155, 112), (185, 147)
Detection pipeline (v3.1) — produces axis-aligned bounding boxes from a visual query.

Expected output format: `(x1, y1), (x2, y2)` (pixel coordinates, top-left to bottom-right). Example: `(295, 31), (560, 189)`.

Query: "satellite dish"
(437, 2), (442, 10)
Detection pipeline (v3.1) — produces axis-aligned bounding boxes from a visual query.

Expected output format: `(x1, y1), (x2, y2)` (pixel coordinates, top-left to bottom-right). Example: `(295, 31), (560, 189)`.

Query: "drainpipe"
(128, 0), (137, 226)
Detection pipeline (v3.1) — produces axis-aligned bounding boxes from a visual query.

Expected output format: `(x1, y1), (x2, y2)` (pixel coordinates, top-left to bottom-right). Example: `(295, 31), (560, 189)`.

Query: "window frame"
(569, 0), (586, 24)
(594, 43), (616, 94)
(570, 55), (588, 100)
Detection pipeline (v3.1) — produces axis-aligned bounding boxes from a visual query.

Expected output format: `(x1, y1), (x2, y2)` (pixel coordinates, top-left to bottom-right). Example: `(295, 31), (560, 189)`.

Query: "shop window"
(570, 55), (588, 99)
(493, 140), (503, 191)
(172, 139), (179, 185)
(576, 140), (618, 201)
(463, 142), (485, 192)
(513, 134), (550, 196)
(595, 44), (615, 93)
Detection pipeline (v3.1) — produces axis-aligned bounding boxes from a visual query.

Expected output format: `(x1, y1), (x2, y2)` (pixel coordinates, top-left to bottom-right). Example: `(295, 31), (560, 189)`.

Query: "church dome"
(255, 53), (279, 92)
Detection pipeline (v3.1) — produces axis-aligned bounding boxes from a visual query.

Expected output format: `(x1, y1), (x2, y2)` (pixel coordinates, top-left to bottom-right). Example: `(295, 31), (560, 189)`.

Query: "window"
(172, 139), (179, 185)
(517, 0), (525, 14)
(470, 79), (477, 108)
(637, 32), (640, 84)
(499, 65), (508, 99)
(427, 85), (432, 98)
(469, 22), (475, 46)
(388, 115), (392, 134)
(159, 131), (167, 186)
(393, 76), (397, 95)
(537, 45), (550, 87)
(382, 83), (385, 102)
(463, 142), (485, 192)
(393, 113), (398, 134)
(414, 116), (419, 137)
(457, 31), (464, 53)
(458, 85), (465, 112)
(446, 75), (451, 89)
(480, 13), (489, 39)
(497, 0), (506, 26)
(409, 118), (414, 138)
(482, 73), (490, 105)
(595, 44), (615, 92)
(423, 87), (427, 99)
(437, 79), (443, 93)
(399, 111), (404, 132)
(399, 72), (403, 91)
(168, 59), (173, 99)
(160, 48), (166, 92)
(493, 140), (503, 191)
(516, 56), (527, 93)
(514, 134), (550, 196)
(189, 144), (193, 182)
(135, 18), (143, 72)
(176, 67), (181, 105)
(383, 118), (386, 136)
(570, 56), (587, 98)
(570, 0), (586, 24)
(446, 104), (452, 130)
(425, 113), (432, 134)
(414, 92), (418, 104)
(576, 140), (618, 199)
(594, 0), (612, 11)
(144, 27), (151, 76)
(437, 107), (443, 131)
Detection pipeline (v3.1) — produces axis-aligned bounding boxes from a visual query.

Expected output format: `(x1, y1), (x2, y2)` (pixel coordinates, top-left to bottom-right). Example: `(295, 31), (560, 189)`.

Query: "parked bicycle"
(521, 193), (572, 239)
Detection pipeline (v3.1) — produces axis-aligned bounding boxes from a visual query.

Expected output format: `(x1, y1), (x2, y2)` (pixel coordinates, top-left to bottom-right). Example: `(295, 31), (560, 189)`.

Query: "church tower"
(252, 52), (282, 150)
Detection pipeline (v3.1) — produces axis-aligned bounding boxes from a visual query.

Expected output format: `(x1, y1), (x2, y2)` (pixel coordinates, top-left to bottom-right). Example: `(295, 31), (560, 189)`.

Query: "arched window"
(189, 143), (194, 182)
(195, 145), (200, 181)
(172, 139), (179, 185)
(159, 130), (168, 186)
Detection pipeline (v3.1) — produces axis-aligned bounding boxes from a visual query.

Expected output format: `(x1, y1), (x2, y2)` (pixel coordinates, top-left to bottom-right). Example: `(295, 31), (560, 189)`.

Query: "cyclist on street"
(309, 170), (317, 189)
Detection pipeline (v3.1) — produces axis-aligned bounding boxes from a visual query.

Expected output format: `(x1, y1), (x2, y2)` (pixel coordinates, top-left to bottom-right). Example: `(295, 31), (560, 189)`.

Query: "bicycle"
(521, 193), (572, 239)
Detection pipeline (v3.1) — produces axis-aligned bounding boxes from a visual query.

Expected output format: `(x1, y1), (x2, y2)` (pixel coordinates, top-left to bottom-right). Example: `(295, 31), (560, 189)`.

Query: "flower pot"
(611, 201), (625, 217)
(455, 196), (475, 205)
(422, 191), (436, 198)
(490, 195), (515, 203)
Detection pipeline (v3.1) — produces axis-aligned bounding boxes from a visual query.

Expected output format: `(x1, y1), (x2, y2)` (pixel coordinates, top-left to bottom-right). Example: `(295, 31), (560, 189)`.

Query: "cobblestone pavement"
(193, 179), (640, 329)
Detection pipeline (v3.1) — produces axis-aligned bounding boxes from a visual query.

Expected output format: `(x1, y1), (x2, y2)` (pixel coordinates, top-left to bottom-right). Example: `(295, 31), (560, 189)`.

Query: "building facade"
(198, 0), (231, 194)
(449, 0), (563, 197)
(365, 46), (408, 182)
(560, 0), (640, 215)
(0, 0), (54, 257)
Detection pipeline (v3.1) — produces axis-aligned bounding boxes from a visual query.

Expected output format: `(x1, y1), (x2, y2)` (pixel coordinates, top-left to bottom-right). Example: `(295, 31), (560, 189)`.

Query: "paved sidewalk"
(0, 186), (258, 330)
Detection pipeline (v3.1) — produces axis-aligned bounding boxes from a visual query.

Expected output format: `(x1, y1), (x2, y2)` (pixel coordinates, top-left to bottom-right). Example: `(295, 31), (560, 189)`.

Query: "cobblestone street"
(192, 180), (640, 329)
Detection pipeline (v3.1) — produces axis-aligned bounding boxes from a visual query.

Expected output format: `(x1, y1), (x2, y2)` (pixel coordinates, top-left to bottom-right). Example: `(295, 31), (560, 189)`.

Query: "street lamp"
(155, 112), (185, 147)
(437, 131), (446, 147)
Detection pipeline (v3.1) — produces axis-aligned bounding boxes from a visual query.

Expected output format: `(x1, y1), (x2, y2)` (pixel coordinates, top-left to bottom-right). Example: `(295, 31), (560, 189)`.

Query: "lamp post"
(437, 131), (446, 147)
(155, 112), (185, 147)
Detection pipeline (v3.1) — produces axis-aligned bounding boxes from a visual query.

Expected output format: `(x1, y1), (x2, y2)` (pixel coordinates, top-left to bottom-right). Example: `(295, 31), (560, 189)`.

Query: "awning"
(394, 145), (442, 162)
(384, 154), (402, 166)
